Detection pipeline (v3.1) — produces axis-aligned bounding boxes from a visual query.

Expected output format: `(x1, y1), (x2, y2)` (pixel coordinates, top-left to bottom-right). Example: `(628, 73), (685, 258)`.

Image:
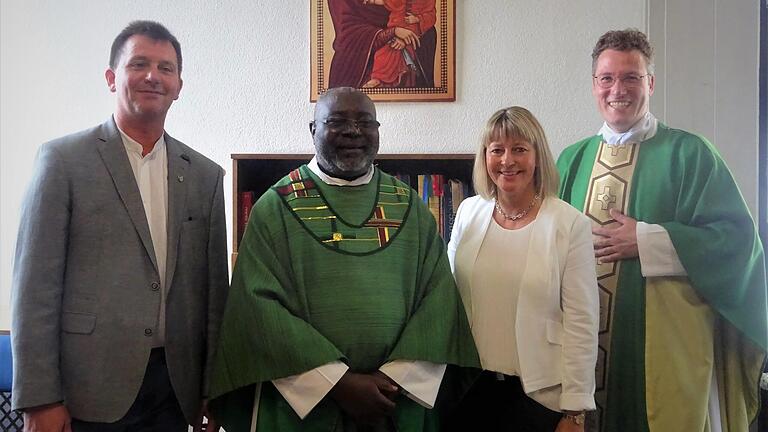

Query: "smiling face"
(592, 49), (654, 133)
(311, 88), (380, 179)
(105, 34), (182, 125)
(485, 136), (537, 199)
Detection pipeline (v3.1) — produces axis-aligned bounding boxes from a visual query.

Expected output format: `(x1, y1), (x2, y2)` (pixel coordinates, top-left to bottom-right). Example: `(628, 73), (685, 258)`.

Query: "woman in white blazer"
(445, 107), (599, 432)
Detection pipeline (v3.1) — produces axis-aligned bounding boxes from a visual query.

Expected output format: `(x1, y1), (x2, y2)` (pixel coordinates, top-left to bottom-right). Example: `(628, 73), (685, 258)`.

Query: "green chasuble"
(557, 124), (768, 432)
(209, 166), (479, 432)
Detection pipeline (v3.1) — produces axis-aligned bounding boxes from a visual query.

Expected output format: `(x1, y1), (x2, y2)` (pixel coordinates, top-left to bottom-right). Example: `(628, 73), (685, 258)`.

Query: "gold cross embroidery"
(596, 186), (617, 210)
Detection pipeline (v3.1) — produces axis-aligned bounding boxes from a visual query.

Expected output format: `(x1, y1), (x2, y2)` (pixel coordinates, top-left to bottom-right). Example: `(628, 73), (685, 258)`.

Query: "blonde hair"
(473, 106), (559, 200)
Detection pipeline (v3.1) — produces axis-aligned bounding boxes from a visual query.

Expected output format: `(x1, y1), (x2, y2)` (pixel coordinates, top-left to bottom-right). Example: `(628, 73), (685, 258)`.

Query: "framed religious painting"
(310, 0), (456, 102)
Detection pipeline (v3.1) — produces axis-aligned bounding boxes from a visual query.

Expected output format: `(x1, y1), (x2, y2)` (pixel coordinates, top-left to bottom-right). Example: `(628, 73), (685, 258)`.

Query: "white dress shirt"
(118, 128), (168, 346)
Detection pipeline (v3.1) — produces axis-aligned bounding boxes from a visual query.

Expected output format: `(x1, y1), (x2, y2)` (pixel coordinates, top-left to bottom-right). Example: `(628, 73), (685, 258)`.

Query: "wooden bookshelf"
(231, 153), (475, 263)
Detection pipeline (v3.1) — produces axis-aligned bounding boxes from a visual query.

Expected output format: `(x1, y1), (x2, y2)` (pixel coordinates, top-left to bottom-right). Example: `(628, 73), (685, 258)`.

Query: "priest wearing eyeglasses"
(557, 29), (768, 432)
(208, 87), (479, 432)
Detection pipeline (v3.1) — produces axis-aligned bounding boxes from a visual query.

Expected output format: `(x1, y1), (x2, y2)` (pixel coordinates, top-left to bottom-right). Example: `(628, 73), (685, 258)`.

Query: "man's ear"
(309, 121), (316, 136)
(105, 68), (116, 92)
(174, 77), (183, 101)
(648, 74), (655, 96)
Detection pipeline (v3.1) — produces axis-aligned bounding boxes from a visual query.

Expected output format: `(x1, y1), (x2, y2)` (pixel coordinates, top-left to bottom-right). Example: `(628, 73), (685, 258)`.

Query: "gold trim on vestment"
(300, 216), (337, 221)
(583, 141), (639, 431)
(280, 167), (411, 253)
(292, 205), (330, 211)
(378, 191), (410, 197)
(322, 237), (380, 243)
(285, 194), (322, 202)
(379, 184), (410, 191)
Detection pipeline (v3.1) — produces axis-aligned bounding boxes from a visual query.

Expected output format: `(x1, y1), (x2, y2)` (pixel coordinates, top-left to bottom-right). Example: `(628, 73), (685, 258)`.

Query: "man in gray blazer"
(11, 21), (228, 431)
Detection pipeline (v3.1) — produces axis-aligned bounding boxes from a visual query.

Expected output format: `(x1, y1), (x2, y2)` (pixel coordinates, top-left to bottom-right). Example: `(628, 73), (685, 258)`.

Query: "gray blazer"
(10, 118), (229, 423)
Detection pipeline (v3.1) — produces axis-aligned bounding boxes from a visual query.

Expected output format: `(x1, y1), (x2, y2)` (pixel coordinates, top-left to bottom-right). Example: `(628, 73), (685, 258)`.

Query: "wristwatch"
(563, 411), (586, 425)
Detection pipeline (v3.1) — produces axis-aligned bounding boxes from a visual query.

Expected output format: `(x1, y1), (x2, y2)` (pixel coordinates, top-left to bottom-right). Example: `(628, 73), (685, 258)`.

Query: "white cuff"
(636, 222), (687, 277)
(272, 361), (349, 419)
(379, 360), (446, 409)
(559, 392), (597, 412)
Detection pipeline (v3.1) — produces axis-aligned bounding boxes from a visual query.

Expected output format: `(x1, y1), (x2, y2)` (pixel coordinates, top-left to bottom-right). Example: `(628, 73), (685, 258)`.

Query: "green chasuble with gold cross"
(557, 124), (768, 432)
(209, 166), (479, 432)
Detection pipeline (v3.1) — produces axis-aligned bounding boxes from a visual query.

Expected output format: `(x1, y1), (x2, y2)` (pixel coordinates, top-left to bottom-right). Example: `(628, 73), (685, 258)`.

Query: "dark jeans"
(71, 348), (187, 432)
(443, 371), (561, 432)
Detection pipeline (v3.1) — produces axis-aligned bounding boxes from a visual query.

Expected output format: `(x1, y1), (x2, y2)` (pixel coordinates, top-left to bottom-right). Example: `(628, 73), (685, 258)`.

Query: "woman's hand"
(555, 416), (584, 432)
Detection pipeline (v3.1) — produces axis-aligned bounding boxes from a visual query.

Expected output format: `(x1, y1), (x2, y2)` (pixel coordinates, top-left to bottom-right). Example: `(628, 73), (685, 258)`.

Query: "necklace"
(494, 193), (540, 221)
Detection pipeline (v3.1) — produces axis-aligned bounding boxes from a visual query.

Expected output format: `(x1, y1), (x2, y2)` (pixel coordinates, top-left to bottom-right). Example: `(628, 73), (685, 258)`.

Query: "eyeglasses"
(320, 118), (381, 131)
(593, 74), (650, 89)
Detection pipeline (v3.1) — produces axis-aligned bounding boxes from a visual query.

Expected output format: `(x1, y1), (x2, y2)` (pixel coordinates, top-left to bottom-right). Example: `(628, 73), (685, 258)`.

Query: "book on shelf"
(394, 173), (468, 242)
(238, 191), (255, 240)
(427, 175), (442, 233)
(443, 180), (454, 239)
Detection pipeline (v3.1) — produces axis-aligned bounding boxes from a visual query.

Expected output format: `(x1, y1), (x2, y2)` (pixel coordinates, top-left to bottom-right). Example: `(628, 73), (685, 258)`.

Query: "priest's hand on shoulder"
(329, 371), (399, 424)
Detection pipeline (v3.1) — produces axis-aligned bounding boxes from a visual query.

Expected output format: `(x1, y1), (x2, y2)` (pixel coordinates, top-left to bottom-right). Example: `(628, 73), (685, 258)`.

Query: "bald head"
(314, 87), (377, 122)
(310, 87), (380, 180)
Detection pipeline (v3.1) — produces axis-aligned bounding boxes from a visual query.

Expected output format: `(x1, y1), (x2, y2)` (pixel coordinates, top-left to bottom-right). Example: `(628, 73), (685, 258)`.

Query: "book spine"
(238, 191), (255, 240)
(417, 175), (426, 203)
(443, 181), (453, 242)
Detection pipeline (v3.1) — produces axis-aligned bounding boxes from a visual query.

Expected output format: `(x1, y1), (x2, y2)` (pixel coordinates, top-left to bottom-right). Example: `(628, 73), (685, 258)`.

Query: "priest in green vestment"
(557, 29), (767, 432)
(209, 87), (479, 432)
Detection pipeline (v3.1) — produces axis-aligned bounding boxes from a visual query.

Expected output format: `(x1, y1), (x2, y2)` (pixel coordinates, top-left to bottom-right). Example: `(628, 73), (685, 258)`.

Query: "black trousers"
(71, 348), (187, 432)
(443, 371), (562, 432)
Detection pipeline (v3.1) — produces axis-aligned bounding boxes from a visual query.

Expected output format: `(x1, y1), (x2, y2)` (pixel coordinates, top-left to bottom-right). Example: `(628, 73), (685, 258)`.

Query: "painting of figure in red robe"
(311, 0), (456, 102)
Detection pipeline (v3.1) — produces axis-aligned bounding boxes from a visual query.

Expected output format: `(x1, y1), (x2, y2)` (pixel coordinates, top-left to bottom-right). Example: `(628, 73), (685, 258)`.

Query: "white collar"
(117, 125), (166, 159)
(598, 112), (658, 145)
(307, 157), (375, 186)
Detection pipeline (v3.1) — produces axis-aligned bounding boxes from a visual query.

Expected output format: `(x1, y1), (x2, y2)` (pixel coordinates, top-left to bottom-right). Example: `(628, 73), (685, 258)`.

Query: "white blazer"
(447, 195), (599, 410)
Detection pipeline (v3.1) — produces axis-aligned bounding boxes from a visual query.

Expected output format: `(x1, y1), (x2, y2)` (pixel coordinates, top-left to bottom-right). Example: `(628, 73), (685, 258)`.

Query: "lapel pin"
(178, 175), (184, 183)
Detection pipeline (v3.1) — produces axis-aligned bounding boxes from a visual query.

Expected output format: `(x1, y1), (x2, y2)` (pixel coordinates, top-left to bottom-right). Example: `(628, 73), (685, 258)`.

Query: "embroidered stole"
(274, 167), (411, 254)
(582, 142), (639, 431)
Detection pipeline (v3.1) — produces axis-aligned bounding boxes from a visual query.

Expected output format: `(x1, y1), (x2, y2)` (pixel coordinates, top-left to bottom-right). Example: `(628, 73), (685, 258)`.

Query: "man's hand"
(329, 372), (398, 424)
(23, 403), (71, 432)
(555, 416), (584, 432)
(193, 399), (219, 432)
(371, 371), (399, 401)
(394, 27), (420, 47)
(592, 208), (638, 263)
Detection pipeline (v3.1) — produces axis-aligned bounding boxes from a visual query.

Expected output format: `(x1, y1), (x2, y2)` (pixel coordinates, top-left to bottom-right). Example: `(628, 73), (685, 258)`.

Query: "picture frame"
(310, 0), (456, 102)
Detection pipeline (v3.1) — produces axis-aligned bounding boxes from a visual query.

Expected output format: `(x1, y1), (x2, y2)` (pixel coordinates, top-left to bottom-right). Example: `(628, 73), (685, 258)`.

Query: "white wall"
(648, 0), (761, 214)
(1, 0), (758, 330)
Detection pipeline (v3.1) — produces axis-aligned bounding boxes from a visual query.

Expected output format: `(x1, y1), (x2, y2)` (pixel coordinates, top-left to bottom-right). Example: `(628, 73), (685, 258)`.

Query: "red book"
(432, 174), (443, 197)
(238, 191), (255, 240)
